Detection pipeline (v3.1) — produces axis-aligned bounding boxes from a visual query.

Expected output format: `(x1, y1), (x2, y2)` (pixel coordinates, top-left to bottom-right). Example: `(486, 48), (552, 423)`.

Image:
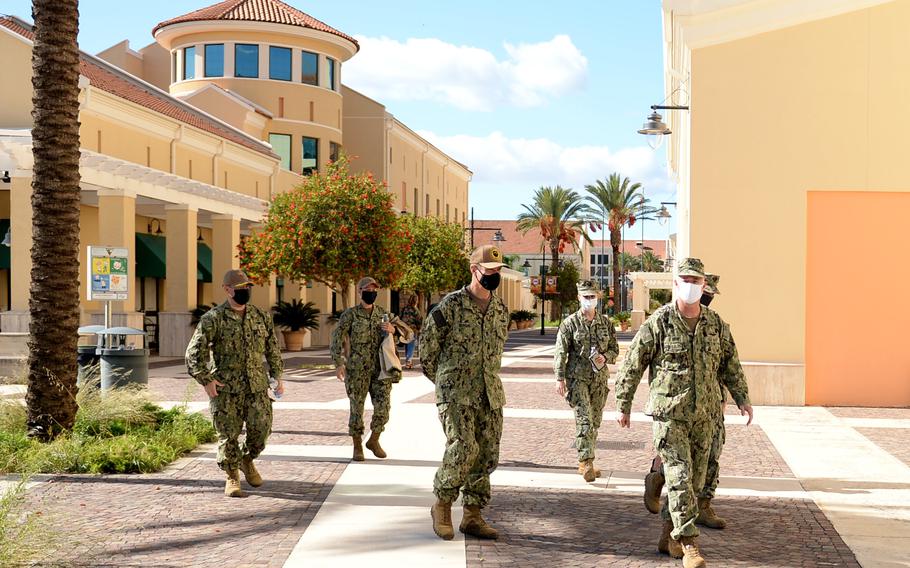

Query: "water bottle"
(269, 376), (282, 400)
(381, 314), (390, 337)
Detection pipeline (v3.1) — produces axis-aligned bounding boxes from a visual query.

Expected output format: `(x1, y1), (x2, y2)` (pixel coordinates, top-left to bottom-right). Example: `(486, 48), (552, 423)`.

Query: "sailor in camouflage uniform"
(331, 277), (413, 461)
(644, 274), (730, 530)
(615, 259), (752, 568)
(421, 245), (509, 541)
(553, 280), (619, 482)
(186, 270), (284, 498)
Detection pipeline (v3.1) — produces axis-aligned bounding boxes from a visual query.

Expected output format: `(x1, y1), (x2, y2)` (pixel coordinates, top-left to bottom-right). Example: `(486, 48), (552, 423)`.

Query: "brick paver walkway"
(13, 331), (909, 567)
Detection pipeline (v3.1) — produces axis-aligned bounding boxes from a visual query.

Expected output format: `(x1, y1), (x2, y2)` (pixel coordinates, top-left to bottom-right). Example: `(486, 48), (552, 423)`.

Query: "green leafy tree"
(239, 156), (411, 309)
(584, 173), (658, 314)
(397, 215), (470, 309)
(517, 185), (591, 318)
(26, 0), (82, 440)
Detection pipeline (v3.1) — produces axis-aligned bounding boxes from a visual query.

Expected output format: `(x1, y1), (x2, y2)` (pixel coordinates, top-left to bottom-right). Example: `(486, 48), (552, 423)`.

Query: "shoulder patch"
(432, 309), (448, 328)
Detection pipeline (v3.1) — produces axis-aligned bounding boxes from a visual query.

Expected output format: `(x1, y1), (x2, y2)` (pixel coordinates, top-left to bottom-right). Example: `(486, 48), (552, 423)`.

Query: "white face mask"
(676, 280), (703, 305)
(580, 298), (598, 312)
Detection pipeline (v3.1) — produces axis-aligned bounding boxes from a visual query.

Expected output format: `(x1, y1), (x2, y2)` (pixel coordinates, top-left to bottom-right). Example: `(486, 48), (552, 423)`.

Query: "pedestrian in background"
(186, 269), (284, 498)
(553, 280), (618, 482)
(399, 295), (423, 369)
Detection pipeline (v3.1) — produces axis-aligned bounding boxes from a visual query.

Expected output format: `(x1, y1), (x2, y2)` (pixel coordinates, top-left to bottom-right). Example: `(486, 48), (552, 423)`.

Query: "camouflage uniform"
(186, 301), (283, 472)
(420, 287), (509, 507)
(331, 304), (411, 437)
(554, 308), (619, 461)
(615, 290), (750, 540)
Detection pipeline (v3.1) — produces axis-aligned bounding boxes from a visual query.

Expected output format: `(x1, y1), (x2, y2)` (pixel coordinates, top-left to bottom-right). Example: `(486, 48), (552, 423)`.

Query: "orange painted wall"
(806, 191), (910, 407)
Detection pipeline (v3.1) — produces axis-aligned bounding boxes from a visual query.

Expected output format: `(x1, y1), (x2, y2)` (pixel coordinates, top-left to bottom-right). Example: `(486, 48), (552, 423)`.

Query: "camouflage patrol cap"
(705, 274), (720, 295)
(576, 280), (602, 295)
(357, 276), (379, 290)
(222, 269), (253, 288)
(677, 257), (706, 279)
(470, 245), (506, 269)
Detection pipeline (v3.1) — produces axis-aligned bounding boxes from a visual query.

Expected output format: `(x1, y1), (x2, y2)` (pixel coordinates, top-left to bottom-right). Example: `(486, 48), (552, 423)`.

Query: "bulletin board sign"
(88, 246), (129, 301)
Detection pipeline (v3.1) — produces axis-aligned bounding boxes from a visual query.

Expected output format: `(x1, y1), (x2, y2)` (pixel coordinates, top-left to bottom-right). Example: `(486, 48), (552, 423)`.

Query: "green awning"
(135, 233), (166, 279)
(197, 242), (212, 283)
(0, 220), (9, 270)
(135, 234), (212, 282)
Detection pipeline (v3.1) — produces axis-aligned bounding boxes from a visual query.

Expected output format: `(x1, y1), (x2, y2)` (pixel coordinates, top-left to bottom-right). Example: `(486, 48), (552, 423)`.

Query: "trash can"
(97, 327), (149, 390)
(76, 325), (105, 386)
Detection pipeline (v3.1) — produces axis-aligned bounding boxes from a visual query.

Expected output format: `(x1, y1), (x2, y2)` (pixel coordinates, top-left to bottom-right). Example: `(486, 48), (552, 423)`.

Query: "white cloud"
(418, 130), (675, 201)
(343, 35), (588, 111)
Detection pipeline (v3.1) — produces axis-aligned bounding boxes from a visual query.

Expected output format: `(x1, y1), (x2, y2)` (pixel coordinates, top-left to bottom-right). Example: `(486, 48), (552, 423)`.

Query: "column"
(158, 205), (197, 356)
(631, 273), (647, 331)
(211, 214), (240, 288)
(3, 176), (32, 332)
(95, 188), (143, 330)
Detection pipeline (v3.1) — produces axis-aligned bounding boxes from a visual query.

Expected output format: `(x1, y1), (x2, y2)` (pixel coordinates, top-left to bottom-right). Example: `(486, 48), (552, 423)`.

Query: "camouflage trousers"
(209, 388), (273, 471)
(566, 379), (608, 461)
(433, 399), (503, 508)
(700, 407), (726, 500)
(654, 414), (716, 539)
(345, 371), (391, 437)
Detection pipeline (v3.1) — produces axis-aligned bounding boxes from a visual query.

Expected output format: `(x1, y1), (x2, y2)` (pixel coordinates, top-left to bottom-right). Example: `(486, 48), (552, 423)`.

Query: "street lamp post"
(468, 207), (505, 249)
(522, 251), (549, 336)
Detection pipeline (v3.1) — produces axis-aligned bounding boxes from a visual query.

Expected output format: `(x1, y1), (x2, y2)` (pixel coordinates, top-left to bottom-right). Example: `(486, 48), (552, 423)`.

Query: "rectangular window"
(269, 46), (292, 81)
(234, 44), (259, 78)
(446, 204), (450, 222)
(425, 194), (429, 216)
(590, 254), (596, 265)
(413, 189), (418, 213)
(327, 57), (336, 91)
(172, 51), (177, 82)
(436, 199), (440, 217)
(329, 141), (340, 163)
(269, 133), (292, 171)
(204, 44), (224, 77)
(401, 182), (407, 209)
(183, 46), (195, 80)
(302, 136), (318, 175)
(301, 50), (318, 85)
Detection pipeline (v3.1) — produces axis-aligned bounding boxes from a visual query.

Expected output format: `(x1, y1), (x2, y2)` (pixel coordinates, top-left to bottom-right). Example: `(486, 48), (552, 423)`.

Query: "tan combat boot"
(658, 520), (683, 558)
(696, 497), (726, 529)
(644, 470), (665, 514)
(460, 505), (499, 539)
(365, 431), (387, 459)
(239, 457), (263, 487)
(352, 435), (365, 461)
(224, 469), (243, 498)
(591, 461), (603, 479)
(680, 536), (706, 568)
(430, 499), (454, 540)
(578, 459), (596, 482)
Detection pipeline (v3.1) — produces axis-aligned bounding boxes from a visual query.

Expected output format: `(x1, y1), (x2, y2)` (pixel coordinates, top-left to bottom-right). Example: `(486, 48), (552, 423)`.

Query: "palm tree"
(517, 186), (591, 319)
(584, 174), (657, 313)
(641, 250), (665, 272)
(26, 0), (82, 440)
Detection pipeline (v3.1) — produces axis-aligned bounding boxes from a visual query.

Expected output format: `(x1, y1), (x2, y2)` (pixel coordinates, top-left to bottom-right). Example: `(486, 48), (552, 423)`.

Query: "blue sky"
(3, 0), (677, 240)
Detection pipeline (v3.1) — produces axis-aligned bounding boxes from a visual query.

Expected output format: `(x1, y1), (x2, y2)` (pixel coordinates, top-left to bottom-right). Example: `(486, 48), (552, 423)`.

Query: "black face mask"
(477, 271), (501, 292)
(700, 293), (714, 307)
(361, 290), (378, 305)
(232, 288), (251, 306)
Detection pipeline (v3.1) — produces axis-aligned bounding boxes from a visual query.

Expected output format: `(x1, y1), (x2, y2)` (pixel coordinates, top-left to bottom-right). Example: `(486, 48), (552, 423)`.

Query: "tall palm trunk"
(610, 228), (621, 314)
(26, 0), (82, 440)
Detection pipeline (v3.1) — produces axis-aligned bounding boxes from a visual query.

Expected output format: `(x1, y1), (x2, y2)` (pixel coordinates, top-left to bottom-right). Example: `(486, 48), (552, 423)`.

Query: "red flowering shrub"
(239, 156), (411, 307)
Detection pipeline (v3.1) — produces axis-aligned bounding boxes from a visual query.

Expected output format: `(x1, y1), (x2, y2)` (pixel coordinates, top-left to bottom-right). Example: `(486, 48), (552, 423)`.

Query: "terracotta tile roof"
(0, 16), (276, 158)
(591, 239), (668, 258)
(153, 0), (358, 48)
(471, 220), (579, 256)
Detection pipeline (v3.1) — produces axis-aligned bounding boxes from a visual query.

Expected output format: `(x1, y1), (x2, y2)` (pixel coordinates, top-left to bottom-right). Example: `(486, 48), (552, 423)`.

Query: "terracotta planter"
(620, 322), (630, 332)
(282, 330), (307, 351)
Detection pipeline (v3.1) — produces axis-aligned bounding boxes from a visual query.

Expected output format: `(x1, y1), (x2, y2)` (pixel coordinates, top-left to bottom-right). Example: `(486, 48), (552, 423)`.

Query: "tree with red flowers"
(239, 156), (411, 309)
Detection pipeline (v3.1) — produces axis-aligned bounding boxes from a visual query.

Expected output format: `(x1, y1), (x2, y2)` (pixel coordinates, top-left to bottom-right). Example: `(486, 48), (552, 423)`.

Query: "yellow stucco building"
(0, 0), (497, 358)
(661, 0), (910, 407)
